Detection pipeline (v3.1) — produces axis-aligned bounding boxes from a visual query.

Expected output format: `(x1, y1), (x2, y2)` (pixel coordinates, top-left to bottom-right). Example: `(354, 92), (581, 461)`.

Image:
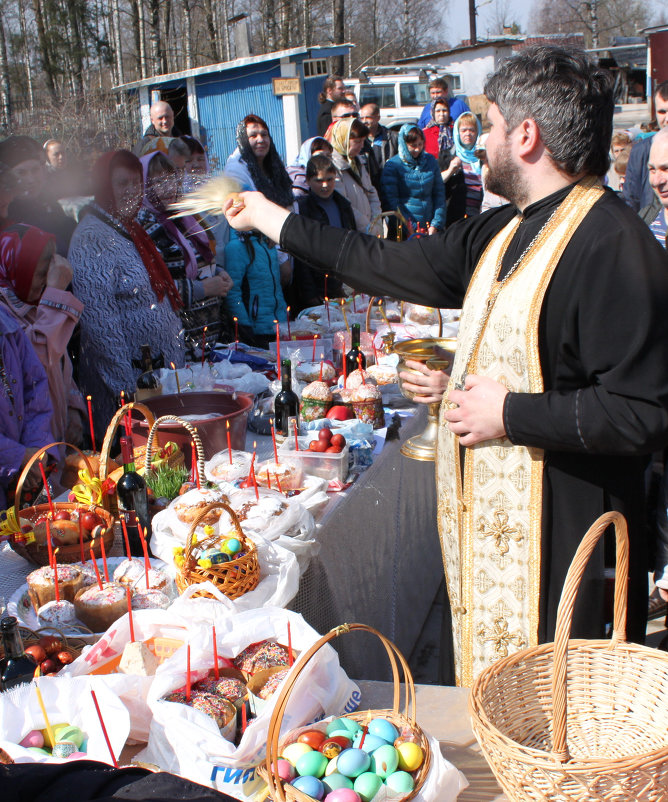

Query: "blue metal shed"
(115, 45), (352, 168)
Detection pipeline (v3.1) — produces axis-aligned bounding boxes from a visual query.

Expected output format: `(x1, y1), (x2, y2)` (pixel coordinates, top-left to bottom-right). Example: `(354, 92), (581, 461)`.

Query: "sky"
(446, 0), (532, 46)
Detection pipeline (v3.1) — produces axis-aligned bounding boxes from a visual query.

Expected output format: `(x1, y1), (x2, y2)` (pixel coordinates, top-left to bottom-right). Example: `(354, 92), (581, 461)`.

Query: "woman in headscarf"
(326, 118), (382, 236)
(453, 112), (483, 218)
(422, 99), (466, 226)
(68, 150), (185, 441)
(137, 151), (232, 356)
(223, 116), (291, 347)
(0, 223), (86, 445)
(287, 136), (334, 197)
(381, 124), (445, 236)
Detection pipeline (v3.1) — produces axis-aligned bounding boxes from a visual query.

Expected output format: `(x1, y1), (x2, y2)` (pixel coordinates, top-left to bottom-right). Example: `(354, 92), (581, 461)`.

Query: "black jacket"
(317, 100), (335, 137)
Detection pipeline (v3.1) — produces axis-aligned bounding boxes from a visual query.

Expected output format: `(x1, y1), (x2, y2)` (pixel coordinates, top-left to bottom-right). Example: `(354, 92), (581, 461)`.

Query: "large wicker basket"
(258, 622), (432, 802)
(469, 511), (668, 801)
(175, 501), (260, 600)
(9, 442), (115, 566)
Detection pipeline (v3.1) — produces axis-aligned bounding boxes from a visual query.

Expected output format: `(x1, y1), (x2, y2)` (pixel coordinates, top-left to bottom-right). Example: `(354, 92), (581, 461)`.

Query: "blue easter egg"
(336, 748), (370, 778)
(291, 775), (325, 799)
(368, 718), (398, 744)
(352, 732), (386, 753)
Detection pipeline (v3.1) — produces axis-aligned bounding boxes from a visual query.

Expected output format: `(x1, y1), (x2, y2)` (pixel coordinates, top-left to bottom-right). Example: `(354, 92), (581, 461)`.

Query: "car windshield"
(359, 84), (396, 108)
(399, 83), (430, 106)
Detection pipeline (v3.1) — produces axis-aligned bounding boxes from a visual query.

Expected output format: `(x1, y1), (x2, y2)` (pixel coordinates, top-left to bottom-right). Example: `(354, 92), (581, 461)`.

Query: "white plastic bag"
(137, 607), (360, 799)
(62, 608), (197, 742)
(0, 675), (130, 764)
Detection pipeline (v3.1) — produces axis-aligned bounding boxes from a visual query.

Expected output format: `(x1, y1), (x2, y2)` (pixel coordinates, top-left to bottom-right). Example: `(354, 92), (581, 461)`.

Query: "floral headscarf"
(425, 99), (454, 155)
(326, 119), (361, 178)
(0, 223), (55, 304)
(235, 116), (294, 208)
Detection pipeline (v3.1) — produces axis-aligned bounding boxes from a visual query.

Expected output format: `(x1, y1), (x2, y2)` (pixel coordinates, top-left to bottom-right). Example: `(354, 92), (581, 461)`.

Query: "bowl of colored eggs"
(259, 623), (431, 802)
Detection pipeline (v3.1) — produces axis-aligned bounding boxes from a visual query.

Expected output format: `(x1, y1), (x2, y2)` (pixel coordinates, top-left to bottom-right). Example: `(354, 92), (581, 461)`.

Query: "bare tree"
(529, 0), (652, 46)
(0, 6), (11, 129)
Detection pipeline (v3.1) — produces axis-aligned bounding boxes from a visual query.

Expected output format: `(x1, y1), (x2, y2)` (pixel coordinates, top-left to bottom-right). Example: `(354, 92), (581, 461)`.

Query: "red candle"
(39, 463), (54, 516)
(241, 702), (247, 734)
(191, 441), (201, 489)
(226, 419), (232, 464)
(53, 548), (60, 602)
(324, 273), (328, 300)
(126, 588), (135, 643)
(139, 527), (150, 589)
(359, 723), (368, 750)
(78, 513), (85, 563)
(124, 409), (132, 438)
(186, 644), (192, 702)
(201, 325), (208, 367)
(275, 319), (281, 381)
(319, 355), (324, 383)
(292, 419), (299, 451)
(86, 396), (96, 453)
(286, 306), (291, 340)
(212, 625), (219, 680)
(274, 473), (284, 495)
(46, 519), (54, 569)
(372, 343), (378, 365)
(90, 689), (119, 767)
(287, 621), (293, 667)
(266, 472), (272, 490)
(100, 530), (110, 582)
(120, 390), (125, 407)
(90, 544), (103, 590)
(352, 292), (357, 313)
(343, 353), (347, 389)
(121, 517), (132, 559)
(358, 353), (365, 383)
(325, 296), (330, 326)
(270, 421), (279, 463)
(250, 441), (257, 471)
(233, 316), (239, 349)
(312, 335), (317, 361)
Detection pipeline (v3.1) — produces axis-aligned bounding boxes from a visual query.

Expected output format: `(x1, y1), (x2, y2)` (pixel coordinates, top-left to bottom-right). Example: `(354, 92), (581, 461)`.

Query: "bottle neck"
(120, 437), (136, 473)
(281, 368), (292, 391)
(1, 620), (26, 659)
(350, 326), (360, 349)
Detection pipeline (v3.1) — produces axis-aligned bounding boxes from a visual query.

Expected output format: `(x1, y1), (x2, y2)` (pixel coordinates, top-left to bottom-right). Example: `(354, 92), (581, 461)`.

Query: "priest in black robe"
(220, 46), (668, 683)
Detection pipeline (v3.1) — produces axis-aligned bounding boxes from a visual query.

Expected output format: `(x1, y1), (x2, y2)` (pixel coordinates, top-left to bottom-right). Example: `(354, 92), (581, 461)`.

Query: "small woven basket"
(2, 625), (90, 665)
(9, 442), (115, 566)
(258, 622), (432, 802)
(175, 501), (260, 600)
(469, 511), (668, 801)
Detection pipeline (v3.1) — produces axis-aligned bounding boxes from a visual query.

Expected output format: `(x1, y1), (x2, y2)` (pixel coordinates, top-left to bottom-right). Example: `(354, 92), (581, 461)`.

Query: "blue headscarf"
(454, 114), (482, 175)
(292, 137), (331, 168)
(397, 124), (428, 168)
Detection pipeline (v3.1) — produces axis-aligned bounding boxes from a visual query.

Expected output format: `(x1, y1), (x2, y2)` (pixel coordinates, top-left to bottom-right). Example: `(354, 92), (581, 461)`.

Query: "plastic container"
(278, 437), (349, 484)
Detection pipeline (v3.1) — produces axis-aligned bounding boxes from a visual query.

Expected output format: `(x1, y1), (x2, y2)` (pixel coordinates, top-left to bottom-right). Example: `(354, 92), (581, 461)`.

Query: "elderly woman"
(422, 99), (467, 226)
(68, 150), (184, 440)
(381, 125), (445, 235)
(223, 115), (292, 347)
(0, 224), (85, 445)
(453, 112), (483, 218)
(326, 118), (382, 236)
(287, 136), (334, 197)
(137, 151), (232, 355)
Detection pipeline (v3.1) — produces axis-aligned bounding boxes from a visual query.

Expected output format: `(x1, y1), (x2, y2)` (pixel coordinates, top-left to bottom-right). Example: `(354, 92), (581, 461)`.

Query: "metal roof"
(393, 38), (519, 63)
(113, 44), (353, 91)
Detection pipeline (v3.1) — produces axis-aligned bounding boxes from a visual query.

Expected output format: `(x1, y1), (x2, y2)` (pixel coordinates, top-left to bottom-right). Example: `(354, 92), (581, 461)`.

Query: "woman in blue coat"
(381, 124), (446, 236)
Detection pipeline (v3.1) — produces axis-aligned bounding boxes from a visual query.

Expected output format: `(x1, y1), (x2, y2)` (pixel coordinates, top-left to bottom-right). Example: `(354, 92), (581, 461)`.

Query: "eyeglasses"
(337, 112), (359, 119)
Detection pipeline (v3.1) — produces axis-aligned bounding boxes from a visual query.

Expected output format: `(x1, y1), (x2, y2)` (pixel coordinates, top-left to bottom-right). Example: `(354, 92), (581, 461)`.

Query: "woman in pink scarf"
(0, 223), (86, 445)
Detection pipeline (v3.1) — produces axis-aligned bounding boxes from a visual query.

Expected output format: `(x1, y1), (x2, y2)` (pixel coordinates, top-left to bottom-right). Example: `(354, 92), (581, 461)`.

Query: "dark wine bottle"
(345, 323), (366, 375)
(0, 616), (37, 690)
(274, 359), (299, 437)
(116, 435), (151, 556)
(135, 345), (162, 400)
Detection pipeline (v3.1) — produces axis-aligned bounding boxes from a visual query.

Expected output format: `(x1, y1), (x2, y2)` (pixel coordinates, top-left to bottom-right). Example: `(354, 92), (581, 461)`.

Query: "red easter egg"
(297, 729), (327, 750)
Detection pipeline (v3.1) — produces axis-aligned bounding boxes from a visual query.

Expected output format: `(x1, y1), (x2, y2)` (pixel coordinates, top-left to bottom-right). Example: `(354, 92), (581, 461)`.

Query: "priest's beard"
(486, 139), (529, 208)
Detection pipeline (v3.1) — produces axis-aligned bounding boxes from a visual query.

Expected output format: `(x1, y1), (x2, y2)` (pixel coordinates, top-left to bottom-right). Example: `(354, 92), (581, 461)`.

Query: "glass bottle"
(274, 359), (299, 438)
(0, 617), (37, 690)
(345, 323), (366, 375)
(116, 435), (151, 555)
(135, 344), (162, 400)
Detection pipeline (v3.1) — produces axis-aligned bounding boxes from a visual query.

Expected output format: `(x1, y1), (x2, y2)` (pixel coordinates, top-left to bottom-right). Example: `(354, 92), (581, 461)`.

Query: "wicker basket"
(258, 622), (432, 802)
(9, 442), (115, 566)
(1, 625), (90, 665)
(143, 414), (204, 477)
(175, 501), (260, 600)
(469, 511), (668, 801)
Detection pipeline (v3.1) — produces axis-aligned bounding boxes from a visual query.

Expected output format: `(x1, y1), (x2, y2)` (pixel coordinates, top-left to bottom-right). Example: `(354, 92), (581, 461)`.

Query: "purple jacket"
(0, 306), (54, 510)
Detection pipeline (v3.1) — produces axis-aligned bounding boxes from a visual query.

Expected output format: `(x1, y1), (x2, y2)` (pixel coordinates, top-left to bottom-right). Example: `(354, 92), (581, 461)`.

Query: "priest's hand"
(223, 191), (290, 243)
(444, 374), (508, 446)
(399, 359), (449, 404)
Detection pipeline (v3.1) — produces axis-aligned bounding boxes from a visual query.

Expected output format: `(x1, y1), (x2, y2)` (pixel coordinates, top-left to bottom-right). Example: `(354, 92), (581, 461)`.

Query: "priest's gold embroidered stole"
(436, 177), (604, 686)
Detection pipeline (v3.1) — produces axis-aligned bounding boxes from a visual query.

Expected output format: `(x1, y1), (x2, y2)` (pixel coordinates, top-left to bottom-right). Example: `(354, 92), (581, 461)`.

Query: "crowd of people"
(2, 52), (668, 669)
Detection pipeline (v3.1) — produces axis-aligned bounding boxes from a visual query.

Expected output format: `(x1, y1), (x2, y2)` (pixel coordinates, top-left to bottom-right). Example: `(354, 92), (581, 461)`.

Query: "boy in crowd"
(293, 155), (355, 312)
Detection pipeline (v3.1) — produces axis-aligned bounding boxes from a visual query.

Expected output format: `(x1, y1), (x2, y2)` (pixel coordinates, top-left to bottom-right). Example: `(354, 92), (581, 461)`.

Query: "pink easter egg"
(19, 730), (44, 749)
(324, 789), (362, 802)
(276, 758), (297, 782)
(66, 751), (89, 760)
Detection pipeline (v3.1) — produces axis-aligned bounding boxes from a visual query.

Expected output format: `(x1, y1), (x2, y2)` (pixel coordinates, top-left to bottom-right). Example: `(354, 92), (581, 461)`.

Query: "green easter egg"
(295, 750), (328, 778)
(370, 744), (398, 779)
(385, 770), (415, 794)
(323, 772), (354, 792)
(353, 771), (383, 802)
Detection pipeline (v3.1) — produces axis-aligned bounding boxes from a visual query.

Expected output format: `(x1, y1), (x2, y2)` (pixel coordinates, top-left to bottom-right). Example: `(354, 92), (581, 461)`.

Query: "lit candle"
(201, 325), (208, 367)
(46, 519), (54, 569)
(324, 273), (328, 300)
(120, 390), (125, 407)
(53, 548), (60, 602)
(325, 296), (330, 326)
(126, 588), (135, 642)
(171, 362), (181, 394)
(358, 353), (365, 383)
(292, 419), (300, 451)
(186, 644), (192, 702)
(34, 681), (55, 749)
(100, 530), (110, 582)
(39, 463), (54, 516)
(91, 689), (119, 767)
(319, 354), (324, 383)
(343, 353), (347, 389)
(212, 625), (219, 680)
(270, 420), (279, 463)
(286, 306), (291, 340)
(274, 473), (284, 495)
(121, 516), (132, 559)
(226, 419), (232, 464)
(90, 543), (103, 590)
(139, 527), (150, 589)
(233, 316), (239, 348)
(275, 320), (281, 381)
(86, 396), (96, 453)
(312, 334), (317, 361)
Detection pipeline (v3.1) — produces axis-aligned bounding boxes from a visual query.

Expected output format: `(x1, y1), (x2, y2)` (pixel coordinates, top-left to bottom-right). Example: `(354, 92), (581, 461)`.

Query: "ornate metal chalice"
(392, 337), (457, 461)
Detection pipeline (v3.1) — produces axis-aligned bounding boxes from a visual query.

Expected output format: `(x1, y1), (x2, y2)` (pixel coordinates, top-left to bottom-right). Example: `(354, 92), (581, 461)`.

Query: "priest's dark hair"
(484, 45), (613, 178)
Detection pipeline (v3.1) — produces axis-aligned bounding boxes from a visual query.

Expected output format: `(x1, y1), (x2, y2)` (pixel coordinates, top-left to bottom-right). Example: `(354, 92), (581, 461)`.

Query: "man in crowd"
(623, 81), (668, 211)
(640, 127), (668, 245)
(360, 103), (398, 171)
(223, 46), (668, 685)
(417, 76), (470, 128)
(135, 100), (182, 153)
(317, 75), (347, 136)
